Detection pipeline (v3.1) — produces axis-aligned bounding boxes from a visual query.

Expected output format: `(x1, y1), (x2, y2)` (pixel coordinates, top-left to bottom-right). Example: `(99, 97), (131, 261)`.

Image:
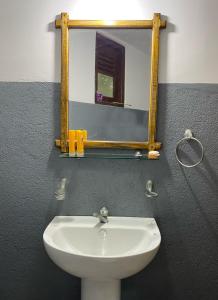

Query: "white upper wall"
(0, 0), (218, 83)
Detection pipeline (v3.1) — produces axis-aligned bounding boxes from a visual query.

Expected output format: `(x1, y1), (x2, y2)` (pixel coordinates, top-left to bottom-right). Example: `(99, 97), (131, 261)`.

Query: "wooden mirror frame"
(55, 12), (166, 153)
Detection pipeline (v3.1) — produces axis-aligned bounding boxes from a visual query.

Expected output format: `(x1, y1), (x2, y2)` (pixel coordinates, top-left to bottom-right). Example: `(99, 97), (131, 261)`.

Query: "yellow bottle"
(69, 130), (76, 157)
(77, 130), (84, 157)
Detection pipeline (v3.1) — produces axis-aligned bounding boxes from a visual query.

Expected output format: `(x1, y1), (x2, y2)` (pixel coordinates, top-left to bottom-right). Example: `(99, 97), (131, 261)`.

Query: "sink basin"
(43, 216), (161, 300)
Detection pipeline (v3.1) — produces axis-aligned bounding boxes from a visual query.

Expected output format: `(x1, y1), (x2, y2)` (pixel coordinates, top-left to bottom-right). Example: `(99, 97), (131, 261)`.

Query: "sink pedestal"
(81, 279), (120, 300)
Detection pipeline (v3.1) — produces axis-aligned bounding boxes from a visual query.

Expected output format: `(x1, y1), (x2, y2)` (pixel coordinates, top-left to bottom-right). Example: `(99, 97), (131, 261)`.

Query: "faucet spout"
(93, 206), (109, 223)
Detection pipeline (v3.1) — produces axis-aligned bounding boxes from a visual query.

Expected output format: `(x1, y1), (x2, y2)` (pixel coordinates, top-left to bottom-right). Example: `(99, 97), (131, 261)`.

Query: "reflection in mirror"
(69, 29), (152, 141)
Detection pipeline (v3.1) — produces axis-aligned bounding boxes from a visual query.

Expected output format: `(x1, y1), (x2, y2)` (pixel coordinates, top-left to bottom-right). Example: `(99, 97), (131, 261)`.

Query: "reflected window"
(95, 33), (125, 107)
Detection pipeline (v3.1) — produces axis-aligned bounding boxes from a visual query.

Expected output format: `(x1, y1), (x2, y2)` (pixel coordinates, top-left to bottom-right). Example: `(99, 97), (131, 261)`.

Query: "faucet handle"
(100, 206), (109, 217)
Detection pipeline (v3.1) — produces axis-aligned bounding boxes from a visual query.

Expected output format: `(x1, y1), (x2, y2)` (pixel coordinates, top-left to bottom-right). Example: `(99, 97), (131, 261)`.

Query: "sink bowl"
(43, 216), (161, 300)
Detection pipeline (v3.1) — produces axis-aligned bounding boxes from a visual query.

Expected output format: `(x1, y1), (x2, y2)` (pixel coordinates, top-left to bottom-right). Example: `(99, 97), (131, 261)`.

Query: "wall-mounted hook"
(55, 178), (67, 200)
(145, 180), (158, 198)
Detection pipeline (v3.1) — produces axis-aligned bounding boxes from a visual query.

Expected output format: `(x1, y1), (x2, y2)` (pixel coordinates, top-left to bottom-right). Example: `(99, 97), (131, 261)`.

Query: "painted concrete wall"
(0, 83), (218, 300)
(1, 0), (218, 83)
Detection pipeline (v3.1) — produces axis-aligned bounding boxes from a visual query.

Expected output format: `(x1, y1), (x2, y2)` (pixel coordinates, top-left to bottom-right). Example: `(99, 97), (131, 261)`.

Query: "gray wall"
(0, 82), (218, 300)
(69, 101), (148, 141)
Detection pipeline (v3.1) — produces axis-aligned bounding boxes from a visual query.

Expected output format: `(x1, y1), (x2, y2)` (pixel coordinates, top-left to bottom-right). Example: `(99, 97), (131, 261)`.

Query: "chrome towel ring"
(175, 129), (204, 168)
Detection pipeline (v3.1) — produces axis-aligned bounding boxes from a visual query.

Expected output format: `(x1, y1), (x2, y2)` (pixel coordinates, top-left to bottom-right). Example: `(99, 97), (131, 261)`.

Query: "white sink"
(43, 216), (161, 300)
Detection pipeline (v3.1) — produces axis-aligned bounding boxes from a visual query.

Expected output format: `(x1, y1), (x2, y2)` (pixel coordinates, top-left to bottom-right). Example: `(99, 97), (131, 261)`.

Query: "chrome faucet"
(93, 206), (109, 223)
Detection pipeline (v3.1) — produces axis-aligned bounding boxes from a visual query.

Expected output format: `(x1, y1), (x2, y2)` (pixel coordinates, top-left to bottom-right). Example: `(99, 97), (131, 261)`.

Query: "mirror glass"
(69, 29), (152, 141)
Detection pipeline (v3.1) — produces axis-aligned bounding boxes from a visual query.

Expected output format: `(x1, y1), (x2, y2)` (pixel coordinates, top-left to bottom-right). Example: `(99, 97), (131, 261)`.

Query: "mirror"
(55, 14), (166, 154)
(69, 29), (151, 141)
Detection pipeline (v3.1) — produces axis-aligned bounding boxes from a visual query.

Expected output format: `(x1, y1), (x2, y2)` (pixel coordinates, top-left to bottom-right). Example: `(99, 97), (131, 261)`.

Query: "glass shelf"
(59, 150), (158, 160)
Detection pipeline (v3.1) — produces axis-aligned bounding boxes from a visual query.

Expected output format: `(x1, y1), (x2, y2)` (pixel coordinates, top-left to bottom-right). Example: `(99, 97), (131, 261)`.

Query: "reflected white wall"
(69, 30), (150, 110)
(69, 30), (96, 105)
